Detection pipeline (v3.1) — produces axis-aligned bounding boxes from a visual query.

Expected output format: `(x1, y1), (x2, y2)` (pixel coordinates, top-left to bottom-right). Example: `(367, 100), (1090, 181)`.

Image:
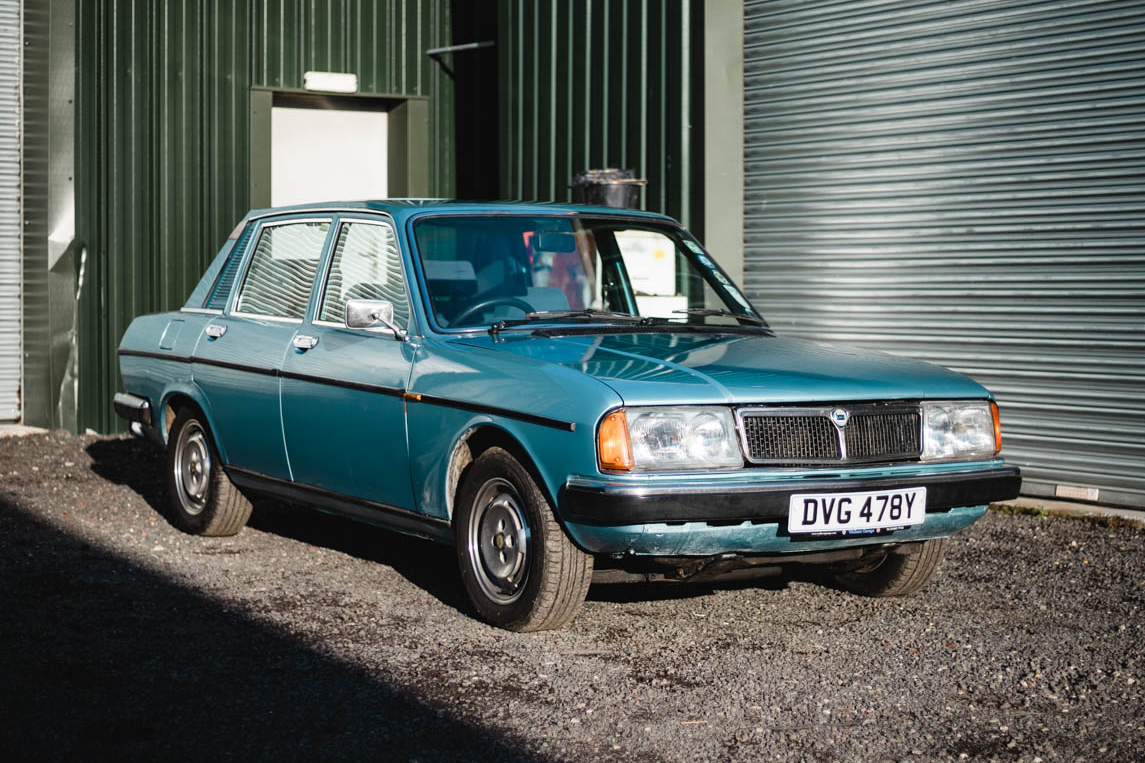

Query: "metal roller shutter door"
(0, 0), (19, 421)
(743, 0), (1145, 507)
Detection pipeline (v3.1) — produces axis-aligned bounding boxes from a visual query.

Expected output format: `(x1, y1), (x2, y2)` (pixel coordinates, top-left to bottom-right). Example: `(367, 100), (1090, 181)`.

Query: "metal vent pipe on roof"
(571, 169), (647, 209)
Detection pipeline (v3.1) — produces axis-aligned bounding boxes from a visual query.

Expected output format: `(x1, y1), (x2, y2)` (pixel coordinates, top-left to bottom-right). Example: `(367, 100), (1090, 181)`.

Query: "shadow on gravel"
(248, 503), (472, 615)
(83, 439), (825, 615)
(588, 575), (792, 604)
(86, 437), (168, 515)
(0, 496), (548, 762)
(85, 437), (474, 617)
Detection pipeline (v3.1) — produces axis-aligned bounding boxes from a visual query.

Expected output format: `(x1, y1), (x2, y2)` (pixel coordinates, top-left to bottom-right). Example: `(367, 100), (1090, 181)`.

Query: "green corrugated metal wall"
(496, 0), (702, 228)
(75, 0), (454, 433)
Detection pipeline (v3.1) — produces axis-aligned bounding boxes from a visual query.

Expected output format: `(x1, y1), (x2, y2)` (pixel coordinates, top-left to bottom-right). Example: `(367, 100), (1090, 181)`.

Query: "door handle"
(204, 324), (226, 339)
(292, 334), (319, 351)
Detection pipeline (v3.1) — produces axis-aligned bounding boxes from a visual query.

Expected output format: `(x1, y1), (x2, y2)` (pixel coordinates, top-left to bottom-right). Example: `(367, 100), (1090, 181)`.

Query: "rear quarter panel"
(118, 311), (214, 444)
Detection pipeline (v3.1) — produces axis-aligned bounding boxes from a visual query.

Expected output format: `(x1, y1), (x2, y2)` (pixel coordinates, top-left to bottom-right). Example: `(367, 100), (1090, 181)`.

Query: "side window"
(612, 229), (688, 317)
(234, 221), (330, 319)
(319, 222), (410, 328)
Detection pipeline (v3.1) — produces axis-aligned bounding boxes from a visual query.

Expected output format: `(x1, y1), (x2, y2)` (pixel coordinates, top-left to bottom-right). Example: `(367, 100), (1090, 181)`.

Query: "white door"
(271, 105), (388, 206)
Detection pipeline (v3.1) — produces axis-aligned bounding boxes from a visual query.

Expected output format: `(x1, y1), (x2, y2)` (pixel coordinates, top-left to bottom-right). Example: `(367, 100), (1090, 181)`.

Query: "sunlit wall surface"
(742, 0), (1145, 506)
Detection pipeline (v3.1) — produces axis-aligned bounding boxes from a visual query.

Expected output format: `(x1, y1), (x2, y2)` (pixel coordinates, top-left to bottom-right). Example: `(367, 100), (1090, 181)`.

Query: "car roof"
(243, 199), (679, 226)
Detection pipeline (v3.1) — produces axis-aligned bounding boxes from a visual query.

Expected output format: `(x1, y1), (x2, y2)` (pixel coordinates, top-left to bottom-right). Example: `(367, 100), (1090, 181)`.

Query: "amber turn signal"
(991, 401), (1002, 454)
(598, 410), (633, 471)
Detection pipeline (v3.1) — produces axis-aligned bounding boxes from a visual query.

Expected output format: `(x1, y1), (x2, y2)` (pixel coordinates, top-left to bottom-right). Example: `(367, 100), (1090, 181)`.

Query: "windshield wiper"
(490, 309), (663, 335)
(672, 308), (769, 326)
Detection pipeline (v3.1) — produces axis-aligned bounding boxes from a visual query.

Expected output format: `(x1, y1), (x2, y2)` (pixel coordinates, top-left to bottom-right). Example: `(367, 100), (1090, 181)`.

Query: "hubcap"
(467, 478), (530, 604)
(174, 420), (211, 516)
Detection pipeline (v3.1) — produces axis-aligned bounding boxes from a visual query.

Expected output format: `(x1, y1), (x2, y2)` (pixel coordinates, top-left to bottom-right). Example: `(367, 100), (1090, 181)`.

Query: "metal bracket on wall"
(426, 40), (494, 79)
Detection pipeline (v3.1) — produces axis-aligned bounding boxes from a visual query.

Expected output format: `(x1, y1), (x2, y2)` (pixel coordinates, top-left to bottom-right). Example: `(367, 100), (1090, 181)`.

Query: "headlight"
(598, 407), (742, 471)
(921, 401), (1000, 461)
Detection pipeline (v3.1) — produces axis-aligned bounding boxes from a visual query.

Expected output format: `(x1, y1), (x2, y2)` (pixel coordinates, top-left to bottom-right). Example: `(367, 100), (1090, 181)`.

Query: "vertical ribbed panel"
(0, 0), (19, 420)
(19, 0), (48, 426)
(496, 0), (699, 226)
(75, 0), (453, 432)
(743, 0), (1145, 506)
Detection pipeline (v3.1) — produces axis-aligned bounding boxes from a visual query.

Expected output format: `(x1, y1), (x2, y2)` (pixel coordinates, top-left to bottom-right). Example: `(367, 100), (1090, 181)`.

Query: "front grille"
(738, 405), (921, 465)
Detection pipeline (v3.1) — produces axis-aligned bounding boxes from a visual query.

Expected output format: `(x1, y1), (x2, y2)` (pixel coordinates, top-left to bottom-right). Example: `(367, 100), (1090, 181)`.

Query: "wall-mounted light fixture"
(303, 71), (359, 94)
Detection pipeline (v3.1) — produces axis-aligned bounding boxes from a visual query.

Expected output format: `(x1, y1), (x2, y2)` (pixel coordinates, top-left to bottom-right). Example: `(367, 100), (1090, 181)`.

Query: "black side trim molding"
(563, 466), (1022, 526)
(117, 348), (574, 430)
(278, 368), (403, 397)
(226, 467), (452, 544)
(411, 392), (576, 432)
(119, 349), (192, 364)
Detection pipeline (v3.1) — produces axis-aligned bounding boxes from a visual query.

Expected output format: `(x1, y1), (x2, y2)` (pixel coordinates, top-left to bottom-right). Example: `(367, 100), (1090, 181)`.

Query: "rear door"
(193, 217), (332, 479)
(279, 216), (417, 511)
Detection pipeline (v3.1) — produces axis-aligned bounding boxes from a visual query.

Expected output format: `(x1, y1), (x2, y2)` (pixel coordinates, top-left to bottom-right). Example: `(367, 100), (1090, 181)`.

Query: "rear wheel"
(834, 539), (948, 597)
(455, 447), (592, 632)
(166, 407), (252, 536)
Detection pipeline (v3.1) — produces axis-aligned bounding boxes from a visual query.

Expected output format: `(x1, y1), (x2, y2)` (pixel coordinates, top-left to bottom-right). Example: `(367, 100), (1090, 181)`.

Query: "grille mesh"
(845, 411), (920, 460)
(740, 408), (921, 464)
(741, 415), (840, 462)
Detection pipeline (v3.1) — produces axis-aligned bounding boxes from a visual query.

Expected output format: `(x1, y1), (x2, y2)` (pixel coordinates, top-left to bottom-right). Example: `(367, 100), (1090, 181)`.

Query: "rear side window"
(205, 224), (255, 311)
(318, 221), (410, 328)
(234, 221), (330, 319)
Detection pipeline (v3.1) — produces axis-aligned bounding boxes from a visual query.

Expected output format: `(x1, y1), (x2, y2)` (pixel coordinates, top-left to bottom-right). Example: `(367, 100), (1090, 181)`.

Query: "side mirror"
(344, 299), (407, 341)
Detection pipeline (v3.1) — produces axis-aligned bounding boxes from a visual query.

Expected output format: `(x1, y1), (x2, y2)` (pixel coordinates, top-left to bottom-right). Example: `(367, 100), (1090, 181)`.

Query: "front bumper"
(559, 463), (1020, 556)
(564, 464), (1020, 525)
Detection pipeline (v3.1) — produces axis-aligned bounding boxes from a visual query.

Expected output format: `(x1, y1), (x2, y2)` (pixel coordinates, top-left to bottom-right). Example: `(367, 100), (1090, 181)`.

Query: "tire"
(166, 407), (252, 537)
(833, 538), (949, 597)
(455, 447), (593, 632)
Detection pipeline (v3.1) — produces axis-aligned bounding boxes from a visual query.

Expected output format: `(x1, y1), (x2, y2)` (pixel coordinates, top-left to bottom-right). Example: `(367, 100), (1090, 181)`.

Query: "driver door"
(279, 218), (417, 511)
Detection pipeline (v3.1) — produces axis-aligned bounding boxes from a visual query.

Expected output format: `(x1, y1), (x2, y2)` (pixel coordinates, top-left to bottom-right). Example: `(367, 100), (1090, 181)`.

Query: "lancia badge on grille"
(831, 408), (850, 428)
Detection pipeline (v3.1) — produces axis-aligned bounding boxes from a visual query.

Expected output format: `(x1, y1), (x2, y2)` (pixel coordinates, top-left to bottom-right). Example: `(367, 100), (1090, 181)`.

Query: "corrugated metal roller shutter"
(743, 0), (1145, 507)
(0, 0), (20, 421)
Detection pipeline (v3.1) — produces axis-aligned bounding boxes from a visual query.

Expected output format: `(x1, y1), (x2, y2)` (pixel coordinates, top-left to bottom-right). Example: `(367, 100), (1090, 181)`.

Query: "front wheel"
(833, 538), (949, 597)
(166, 407), (252, 536)
(455, 447), (592, 632)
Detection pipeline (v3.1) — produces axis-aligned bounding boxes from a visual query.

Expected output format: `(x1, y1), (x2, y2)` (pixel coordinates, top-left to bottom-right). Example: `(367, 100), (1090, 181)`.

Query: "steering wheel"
(448, 296), (534, 327)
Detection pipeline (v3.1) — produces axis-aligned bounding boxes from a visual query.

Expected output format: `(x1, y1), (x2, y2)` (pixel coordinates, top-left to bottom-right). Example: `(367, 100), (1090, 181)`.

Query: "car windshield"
(412, 214), (765, 331)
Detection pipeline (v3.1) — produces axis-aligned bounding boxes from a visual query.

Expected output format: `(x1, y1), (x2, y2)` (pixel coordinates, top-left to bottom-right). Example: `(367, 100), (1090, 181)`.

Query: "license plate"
(788, 487), (927, 534)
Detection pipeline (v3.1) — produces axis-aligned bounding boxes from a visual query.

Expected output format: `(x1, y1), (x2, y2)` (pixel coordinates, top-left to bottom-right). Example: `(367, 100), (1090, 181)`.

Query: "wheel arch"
(444, 424), (558, 526)
(158, 384), (229, 463)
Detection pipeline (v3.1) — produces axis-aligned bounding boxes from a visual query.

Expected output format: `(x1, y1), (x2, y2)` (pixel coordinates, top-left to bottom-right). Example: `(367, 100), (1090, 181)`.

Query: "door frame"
(249, 87), (431, 208)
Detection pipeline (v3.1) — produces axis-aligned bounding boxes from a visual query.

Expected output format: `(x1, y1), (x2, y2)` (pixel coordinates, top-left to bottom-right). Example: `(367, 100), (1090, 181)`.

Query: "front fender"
(406, 404), (599, 526)
(406, 337), (622, 525)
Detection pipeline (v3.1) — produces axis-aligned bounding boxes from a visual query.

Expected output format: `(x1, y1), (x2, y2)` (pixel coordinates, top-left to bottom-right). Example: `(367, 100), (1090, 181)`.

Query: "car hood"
(449, 331), (990, 405)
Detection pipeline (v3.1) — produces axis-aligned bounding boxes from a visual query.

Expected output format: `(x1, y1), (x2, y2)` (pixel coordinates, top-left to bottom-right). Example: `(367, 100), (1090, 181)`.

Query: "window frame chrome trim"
(229, 313), (304, 325)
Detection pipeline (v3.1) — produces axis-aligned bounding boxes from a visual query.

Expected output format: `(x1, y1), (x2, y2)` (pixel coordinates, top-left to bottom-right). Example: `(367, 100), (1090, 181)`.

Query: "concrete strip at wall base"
(0, 424), (50, 438)
(993, 498), (1144, 529)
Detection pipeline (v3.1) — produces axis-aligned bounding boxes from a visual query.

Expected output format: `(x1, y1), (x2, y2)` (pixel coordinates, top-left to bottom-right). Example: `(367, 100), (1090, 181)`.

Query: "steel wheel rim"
(467, 477), (531, 604)
(174, 420), (211, 516)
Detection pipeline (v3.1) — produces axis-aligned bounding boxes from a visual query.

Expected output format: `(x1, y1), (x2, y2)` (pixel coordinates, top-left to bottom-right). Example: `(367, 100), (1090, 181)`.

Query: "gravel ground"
(2, 430), (1143, 762)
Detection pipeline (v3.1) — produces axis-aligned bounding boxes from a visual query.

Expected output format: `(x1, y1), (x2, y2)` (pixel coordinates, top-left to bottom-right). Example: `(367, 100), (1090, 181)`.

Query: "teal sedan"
(116, 201), (1020, 631)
